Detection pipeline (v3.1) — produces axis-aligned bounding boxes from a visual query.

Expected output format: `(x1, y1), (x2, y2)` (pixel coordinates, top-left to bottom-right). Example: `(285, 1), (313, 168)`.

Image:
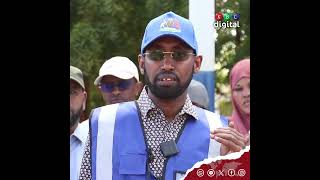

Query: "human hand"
(210, 121), (249, 156)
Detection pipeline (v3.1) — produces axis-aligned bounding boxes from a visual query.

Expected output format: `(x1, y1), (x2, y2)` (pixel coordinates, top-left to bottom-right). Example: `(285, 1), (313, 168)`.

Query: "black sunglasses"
(143, 50), (195, 61)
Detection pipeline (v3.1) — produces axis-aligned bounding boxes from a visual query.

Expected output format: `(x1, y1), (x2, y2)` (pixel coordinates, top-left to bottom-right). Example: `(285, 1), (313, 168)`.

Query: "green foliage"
(215, 0), (250, 114)
(218, 99), (233, 117)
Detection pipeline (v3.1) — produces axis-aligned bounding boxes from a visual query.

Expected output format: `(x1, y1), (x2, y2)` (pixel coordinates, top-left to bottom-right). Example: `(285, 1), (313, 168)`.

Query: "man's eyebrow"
(148, 44), (190, 50)
(147, 43), (162, 49)
(70, 84), (82, 89)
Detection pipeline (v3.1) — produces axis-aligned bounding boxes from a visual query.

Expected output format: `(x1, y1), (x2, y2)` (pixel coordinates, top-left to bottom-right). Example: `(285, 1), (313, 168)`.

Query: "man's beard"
(70, 108), (81, 127)
(144, 67), (193, 99)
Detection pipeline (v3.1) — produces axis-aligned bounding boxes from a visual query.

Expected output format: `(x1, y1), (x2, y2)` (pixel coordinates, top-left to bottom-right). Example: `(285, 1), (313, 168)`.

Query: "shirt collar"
(137, 86), (199, 120)
(70, 120), (88, 144)
(180, 94), (199, 120)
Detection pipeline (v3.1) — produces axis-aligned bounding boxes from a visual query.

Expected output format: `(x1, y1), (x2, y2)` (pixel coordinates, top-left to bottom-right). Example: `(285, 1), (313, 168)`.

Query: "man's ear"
(193, 55), (202, 73)
(138, 54), (145, 75)
(82, 91), (87, 111)
(82, 103), (86, 111)
(135, 82), (144, 97)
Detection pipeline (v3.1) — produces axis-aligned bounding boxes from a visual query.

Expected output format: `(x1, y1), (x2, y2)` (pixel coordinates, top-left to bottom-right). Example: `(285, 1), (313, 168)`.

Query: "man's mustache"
(155, 71), (179, 81)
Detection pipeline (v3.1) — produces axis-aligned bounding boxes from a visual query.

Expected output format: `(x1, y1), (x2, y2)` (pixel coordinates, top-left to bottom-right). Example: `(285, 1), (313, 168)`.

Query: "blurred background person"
(187, 79), (209, 110)
(229, 58), (250, 136)
(94, 56), (143, 105)
(188, 79), (229, 126)
(70, 66), (89, 180)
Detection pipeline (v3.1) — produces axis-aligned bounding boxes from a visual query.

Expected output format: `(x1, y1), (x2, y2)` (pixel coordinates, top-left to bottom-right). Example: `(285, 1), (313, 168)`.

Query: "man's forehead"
(70, 79), (82, 88)
(101, 75), (129, 82)
(147, 36), (192, 49)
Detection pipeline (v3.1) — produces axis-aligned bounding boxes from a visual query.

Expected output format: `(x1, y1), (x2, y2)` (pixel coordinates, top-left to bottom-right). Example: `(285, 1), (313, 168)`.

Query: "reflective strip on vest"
(91, 103), (119, 180)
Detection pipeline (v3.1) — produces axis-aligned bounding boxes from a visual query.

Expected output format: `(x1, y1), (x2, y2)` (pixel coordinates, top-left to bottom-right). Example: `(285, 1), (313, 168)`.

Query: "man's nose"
(112, 86), (121, 95)
(161, 53), (175, 71)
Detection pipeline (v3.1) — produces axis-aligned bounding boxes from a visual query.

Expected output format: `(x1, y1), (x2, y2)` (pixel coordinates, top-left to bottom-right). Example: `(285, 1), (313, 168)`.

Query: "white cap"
(94, 56), (139, 85)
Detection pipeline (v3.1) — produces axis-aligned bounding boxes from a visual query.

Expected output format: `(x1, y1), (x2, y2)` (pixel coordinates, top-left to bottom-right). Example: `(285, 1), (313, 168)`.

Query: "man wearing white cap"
(94, 56), (142, 105)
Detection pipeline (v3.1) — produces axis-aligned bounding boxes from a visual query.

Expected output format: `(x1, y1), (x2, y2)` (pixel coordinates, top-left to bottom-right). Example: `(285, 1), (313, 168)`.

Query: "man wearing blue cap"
(79, 11), (247, 180)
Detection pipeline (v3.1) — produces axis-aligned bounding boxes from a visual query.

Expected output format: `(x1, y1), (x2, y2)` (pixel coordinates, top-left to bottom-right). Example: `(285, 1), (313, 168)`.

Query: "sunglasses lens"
(146, 50), (192, 61)
(100, 84), (113, 92)
(118, 80), (131, 90)
(172, 51), (187, 61)
(100, 80), (132, 92)
(148, 50), (163, 61)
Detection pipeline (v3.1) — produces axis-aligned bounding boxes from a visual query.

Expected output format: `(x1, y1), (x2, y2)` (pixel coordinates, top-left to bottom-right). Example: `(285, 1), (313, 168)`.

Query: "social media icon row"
(196, 168), (246, 177)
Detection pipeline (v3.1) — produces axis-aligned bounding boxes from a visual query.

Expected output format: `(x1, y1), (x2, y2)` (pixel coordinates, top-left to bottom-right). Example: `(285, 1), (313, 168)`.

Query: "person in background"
(70, 66), (89, 180)
(75, 57), (144, 179)
(94, 56), (143, 105)
(187, 79), (209, 110)
(229, 58), (250, 136)
(188, 79), (230, 135)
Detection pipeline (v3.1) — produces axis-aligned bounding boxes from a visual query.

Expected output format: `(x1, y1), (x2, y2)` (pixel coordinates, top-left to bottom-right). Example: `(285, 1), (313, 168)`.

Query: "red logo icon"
(215, 12), (223, 21)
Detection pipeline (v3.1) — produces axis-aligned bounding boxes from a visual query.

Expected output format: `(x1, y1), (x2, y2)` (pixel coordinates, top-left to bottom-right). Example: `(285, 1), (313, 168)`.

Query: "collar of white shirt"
(71, 120), (89, 144)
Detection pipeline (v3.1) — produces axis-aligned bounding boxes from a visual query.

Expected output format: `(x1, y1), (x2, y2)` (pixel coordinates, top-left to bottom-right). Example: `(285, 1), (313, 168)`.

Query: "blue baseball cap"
(141, 11), (198, 54)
